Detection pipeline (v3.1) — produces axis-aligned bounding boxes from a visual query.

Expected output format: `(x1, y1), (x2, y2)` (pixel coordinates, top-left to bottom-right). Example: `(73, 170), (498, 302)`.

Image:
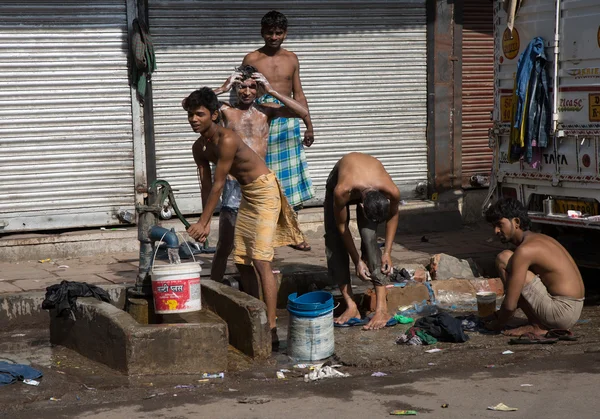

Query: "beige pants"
(521, 276), (584, 330)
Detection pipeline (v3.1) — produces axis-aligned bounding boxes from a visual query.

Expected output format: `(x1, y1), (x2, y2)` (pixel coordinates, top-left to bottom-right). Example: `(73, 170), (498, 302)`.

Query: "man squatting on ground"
(208, 65), (311, 283)
(484, 198), (585, 335)
(184, 88), (305, 346)
(327, 153), (401, 330)
(243, 10), (315, 252)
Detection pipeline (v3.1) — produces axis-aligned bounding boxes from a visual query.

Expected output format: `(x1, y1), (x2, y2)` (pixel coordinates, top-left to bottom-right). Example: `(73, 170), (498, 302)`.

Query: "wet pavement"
(1, 299), (599, 418)
(1, 223), (599, 417)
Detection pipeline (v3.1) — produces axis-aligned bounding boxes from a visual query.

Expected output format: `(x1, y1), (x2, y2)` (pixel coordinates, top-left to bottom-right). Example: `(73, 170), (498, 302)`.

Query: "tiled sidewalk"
(0, 223), (505, 294)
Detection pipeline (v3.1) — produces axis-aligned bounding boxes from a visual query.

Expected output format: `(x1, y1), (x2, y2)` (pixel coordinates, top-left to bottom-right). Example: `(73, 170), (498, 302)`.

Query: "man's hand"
(187, 221), (210, 243)
(303, 128), (314, 147)
(356, 260), (371, 282)
(381, 253), (393, 275)
(220, 72), (242, 93)
(251, 72), (273, 93)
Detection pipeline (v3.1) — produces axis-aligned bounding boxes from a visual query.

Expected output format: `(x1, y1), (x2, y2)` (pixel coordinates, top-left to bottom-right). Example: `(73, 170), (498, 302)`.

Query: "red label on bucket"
(152, 278), (200, 312)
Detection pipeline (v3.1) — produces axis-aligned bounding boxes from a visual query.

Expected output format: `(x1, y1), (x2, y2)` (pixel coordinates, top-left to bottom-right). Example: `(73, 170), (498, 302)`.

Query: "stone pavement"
(0, 222), (506, 295)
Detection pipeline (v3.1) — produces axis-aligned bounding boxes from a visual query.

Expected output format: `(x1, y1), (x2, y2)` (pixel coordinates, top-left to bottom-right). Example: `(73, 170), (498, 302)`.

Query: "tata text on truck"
(486, 0), (600, 267)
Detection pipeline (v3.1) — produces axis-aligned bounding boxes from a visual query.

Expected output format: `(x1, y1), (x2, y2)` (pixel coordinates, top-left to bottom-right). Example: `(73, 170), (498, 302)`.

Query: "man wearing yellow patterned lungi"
(184, 87), (304, 350)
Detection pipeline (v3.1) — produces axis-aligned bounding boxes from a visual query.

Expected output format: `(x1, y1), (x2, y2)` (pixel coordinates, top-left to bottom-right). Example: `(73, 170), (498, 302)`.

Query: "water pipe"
(149, 226), (179, 248)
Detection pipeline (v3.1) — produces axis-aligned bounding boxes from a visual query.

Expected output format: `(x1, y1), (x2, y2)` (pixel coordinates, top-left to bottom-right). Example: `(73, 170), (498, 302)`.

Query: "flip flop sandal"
(289, 242), (312, 252)
(334, 317), (367, 327)
(509, 332), (558, 345)
(545, 329), (578, 341)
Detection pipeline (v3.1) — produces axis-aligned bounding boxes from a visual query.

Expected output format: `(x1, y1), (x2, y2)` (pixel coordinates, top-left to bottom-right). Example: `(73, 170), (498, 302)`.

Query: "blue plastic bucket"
(287, 291), (334, 318)
(287, 291), (335, 361)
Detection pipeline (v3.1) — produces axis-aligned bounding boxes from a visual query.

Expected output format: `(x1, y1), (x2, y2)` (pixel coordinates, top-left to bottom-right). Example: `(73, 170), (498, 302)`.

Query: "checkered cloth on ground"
(257, 95), (314, 207)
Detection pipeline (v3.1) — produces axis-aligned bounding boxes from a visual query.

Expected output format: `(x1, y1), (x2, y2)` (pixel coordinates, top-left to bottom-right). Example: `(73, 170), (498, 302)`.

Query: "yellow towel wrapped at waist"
(233, 172), (305, 265)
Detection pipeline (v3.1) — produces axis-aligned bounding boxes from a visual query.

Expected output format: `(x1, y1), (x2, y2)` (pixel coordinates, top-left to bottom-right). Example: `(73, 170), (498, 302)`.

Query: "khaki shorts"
(521, 276), (584, 330)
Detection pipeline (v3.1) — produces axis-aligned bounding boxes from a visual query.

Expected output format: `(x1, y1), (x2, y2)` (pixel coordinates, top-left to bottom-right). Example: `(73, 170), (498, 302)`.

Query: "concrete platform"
(49, 298), (229, 375)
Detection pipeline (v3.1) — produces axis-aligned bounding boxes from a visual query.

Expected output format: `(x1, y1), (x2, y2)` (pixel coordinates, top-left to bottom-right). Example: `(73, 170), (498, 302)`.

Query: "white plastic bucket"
(476, 291), (497, 318)
(287, 292), (335, 361)
(151, 262), (202, 314)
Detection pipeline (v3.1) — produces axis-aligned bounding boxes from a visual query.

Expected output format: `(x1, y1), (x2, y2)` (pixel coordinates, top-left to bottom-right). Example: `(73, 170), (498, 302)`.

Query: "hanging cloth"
(509, 37), (550, 163)
(129, 18), (157, 103)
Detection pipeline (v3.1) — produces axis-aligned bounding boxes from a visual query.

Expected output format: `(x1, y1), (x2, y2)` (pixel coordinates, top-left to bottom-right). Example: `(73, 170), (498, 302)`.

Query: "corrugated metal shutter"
(149, 0), (427, 213)
(461, 0), (494, 188)
(0, 1), (135, 233)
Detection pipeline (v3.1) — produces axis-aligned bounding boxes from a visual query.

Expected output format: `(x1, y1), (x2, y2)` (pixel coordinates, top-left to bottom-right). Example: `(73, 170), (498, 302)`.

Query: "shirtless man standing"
(326, 153), (400, 330)
(484, 198), (585, 335)
(183, 87), (304, 347)
(208, 65), (309, 283)
(242, 10), (314, 251)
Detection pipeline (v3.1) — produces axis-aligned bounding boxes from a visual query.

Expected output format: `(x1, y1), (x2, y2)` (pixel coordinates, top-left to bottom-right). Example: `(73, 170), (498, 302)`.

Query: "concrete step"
(0, 198), (464, 263)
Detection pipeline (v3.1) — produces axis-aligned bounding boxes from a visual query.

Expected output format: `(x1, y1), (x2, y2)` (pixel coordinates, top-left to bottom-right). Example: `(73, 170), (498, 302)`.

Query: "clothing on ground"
(221, 177), (242, 211)
(414, 312), (470, 343)
(42, 280), (112, 317)
(257, 95), (314, 207)
(324, 166), (390, 287)
(0, 362), (43, 387)
(521, 275), (584, 330)
(395, 327), (437, 346)
(233, 171), (304, 265)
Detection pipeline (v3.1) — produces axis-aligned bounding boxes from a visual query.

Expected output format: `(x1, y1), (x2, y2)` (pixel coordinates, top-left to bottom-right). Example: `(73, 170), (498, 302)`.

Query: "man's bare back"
(243, 48), (297, 97)
(514, 232), (584, 299)
(192, 126), (269, 186)
(334, 153), (399, 204)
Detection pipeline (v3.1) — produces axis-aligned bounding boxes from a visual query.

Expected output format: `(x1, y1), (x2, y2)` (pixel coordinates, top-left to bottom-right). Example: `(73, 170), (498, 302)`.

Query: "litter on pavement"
(304, 364), (349, 382)
(389, 410), (418, 415)
(202, 372), (224, 379)
(487, 403), (518, 411)
(425, 348), (442, 353)
(371, 372), (388, 377)
(502, 350), (514, 355)
(23, 379), (40, 386)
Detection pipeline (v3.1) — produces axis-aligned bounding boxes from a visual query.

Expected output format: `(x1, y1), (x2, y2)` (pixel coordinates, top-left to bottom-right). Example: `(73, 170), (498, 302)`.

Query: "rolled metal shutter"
(0, 1), (135, 233)
(461, 0), (494, 188)
(149, 0), (427, 213)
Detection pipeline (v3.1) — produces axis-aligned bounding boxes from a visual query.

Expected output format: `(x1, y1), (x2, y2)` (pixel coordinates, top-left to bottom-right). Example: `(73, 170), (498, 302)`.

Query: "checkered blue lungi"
(257, 95), (314, 208)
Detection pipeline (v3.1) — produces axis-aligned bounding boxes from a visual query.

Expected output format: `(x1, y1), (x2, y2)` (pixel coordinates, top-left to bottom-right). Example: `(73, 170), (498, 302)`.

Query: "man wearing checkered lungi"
(243, 10), (315, 251)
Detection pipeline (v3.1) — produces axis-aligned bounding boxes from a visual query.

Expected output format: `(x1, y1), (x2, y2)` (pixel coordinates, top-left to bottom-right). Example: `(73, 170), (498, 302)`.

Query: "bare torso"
(192, 127), (269, 185)
(334, 153), (400, 204)
(518, 232), (585, 298)
(243, 48), (297, 97)
(220, 103), (270, 160)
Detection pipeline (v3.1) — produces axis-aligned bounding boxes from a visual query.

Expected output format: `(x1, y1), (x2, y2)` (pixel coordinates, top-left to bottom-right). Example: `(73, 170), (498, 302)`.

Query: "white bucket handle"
(151, 230), (198, 269)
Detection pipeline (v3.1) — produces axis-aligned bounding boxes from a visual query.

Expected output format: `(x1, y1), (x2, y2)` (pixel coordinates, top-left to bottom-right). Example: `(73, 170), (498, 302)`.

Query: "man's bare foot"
(363, 311), (389, 330)
(334, 306), (361, 325)
(502, 324), (548, 337)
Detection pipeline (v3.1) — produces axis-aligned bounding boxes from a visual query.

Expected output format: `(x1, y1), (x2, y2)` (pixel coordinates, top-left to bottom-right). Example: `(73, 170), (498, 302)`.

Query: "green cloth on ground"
(393, 314), (414, 324)
(416, 330), (438, 345)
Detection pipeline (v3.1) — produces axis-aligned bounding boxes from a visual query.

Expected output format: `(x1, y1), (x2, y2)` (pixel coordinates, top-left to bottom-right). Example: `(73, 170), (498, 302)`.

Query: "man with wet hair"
(242, 10), (315, 251)
(326, 153), (401, 330)
(207, 65), (310, 284)
(183, 87), (304, 349)
(484, 198), (585, 336)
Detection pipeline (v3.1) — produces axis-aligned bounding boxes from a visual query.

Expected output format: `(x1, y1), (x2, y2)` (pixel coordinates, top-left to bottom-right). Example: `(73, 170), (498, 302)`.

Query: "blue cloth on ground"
(0, 361), (43, 386)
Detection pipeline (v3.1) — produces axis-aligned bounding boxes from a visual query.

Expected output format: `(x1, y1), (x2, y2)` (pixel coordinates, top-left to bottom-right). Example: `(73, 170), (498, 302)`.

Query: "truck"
(486, 0), (600, 267)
